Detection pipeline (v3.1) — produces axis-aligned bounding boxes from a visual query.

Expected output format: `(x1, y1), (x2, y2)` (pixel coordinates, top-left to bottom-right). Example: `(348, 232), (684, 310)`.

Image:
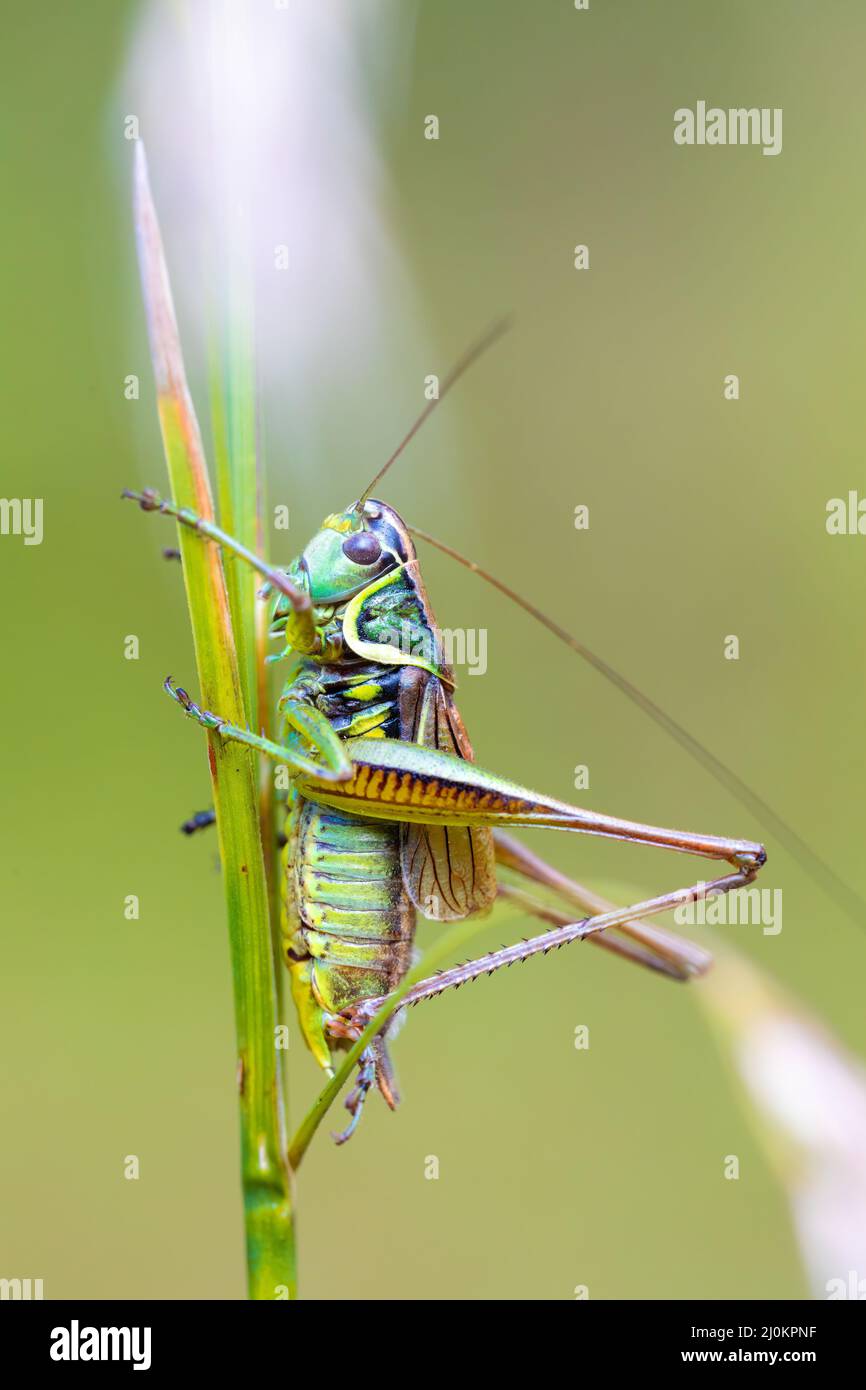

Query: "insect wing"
(398, 668), (497, 922)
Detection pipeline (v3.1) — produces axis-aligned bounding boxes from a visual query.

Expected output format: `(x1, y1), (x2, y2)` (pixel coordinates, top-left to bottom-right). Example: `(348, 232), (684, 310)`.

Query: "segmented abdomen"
(287, 799), (415, 1015)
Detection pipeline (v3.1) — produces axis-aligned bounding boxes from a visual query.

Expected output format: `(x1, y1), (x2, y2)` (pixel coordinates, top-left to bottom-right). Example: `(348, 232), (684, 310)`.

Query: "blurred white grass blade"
(118, 0), (431, 475)
(700, 952), (866, 1299)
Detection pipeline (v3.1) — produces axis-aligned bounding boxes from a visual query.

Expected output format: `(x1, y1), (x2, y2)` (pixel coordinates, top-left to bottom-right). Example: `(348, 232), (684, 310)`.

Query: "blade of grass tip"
(133, 141), (295, 1300)
(207, 242), (283, 1020)
(209, 255), (259, 727)
(288, 907), (517, 1170)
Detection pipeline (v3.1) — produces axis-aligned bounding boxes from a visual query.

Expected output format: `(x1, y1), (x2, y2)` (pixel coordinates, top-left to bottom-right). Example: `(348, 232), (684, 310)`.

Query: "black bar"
(4, 1297), (861, 1373)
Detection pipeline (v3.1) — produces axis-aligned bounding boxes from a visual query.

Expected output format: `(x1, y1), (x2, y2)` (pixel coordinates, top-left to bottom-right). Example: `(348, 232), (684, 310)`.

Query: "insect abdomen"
(290, 802), (415, 1015)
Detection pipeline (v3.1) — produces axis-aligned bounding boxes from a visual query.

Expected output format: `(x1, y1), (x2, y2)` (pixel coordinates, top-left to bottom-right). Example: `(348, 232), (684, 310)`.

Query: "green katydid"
(125, 324), (857, 1143)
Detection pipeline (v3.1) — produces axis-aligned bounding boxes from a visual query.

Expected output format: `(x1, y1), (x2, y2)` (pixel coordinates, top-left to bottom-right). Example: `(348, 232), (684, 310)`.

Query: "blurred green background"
(2, 0), (866, 1300)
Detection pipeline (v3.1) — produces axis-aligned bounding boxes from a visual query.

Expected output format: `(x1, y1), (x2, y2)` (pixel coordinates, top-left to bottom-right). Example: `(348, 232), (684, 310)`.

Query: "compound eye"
(342, 531), (382, 566)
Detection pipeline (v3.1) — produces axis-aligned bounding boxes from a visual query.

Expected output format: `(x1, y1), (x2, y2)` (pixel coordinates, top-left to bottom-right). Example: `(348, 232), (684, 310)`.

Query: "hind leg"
(287, 946), (401, 1142)
(331, 1047), (377, 1145)
(327, 1034), (399, 1145)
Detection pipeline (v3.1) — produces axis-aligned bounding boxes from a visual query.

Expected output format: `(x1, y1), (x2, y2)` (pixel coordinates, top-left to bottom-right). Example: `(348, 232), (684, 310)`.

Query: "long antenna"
(407, 523), (866, 932)
(355, 317), (511, 511)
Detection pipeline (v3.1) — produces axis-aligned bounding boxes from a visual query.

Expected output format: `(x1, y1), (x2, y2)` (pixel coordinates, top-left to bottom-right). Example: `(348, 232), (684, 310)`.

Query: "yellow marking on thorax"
(344, 703), (392, 737)
(348, 682), (382, 701)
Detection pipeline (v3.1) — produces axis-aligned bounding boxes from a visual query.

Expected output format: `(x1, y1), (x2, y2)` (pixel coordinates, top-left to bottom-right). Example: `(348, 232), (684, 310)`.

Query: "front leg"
(180, 809), (217, 835)
(165, 678), (352, 783)
(123, 488), (341, 660)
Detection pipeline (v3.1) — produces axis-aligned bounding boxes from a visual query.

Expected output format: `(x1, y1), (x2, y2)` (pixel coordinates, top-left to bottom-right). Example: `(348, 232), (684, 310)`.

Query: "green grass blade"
(208, 237), (284, 1023)
(133, 142), (295, 1300)
(209, 273), (260, 728)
